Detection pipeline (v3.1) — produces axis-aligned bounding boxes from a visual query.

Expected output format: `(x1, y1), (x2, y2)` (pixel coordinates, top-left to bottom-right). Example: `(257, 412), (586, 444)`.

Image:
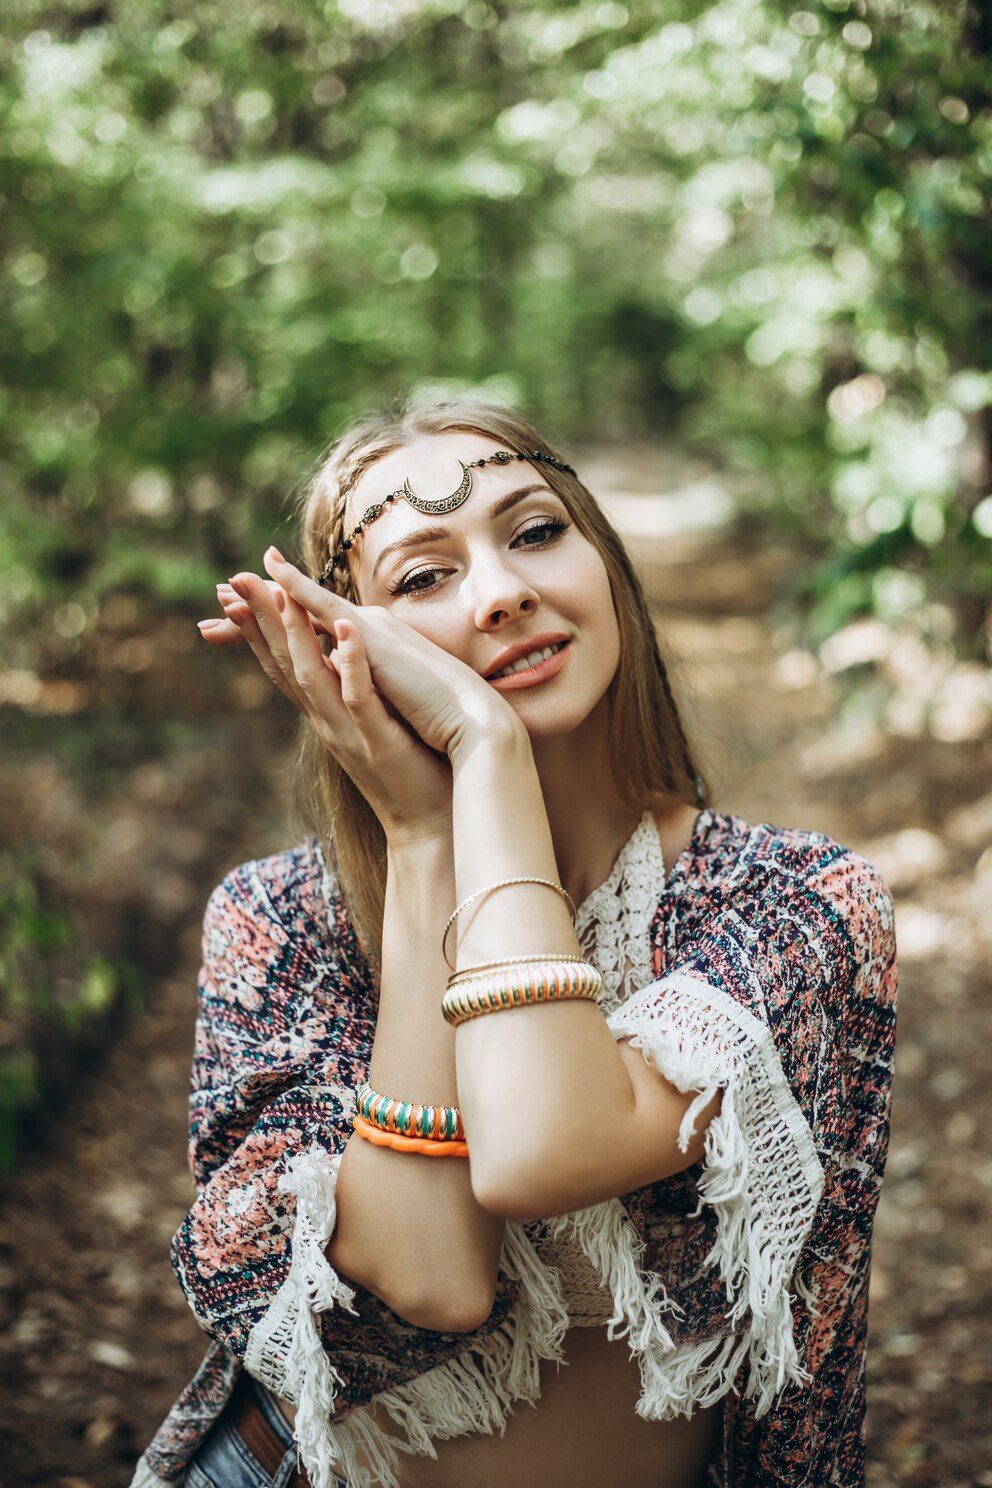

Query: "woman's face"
(345, 432), (621, 742)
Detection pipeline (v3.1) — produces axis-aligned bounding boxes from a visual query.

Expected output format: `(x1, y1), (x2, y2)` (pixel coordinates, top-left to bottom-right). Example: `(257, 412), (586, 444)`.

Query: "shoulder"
(685, 808), (891, 903)
(203, 837), (363, 969)
(205, 837), (324, 933)
(677, 809), (896, 967)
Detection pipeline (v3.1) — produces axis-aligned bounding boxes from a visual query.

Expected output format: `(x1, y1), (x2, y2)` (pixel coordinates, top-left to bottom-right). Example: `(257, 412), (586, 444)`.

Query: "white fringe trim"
(587, 970), (825, 1420)
(244, 1146), (570, 1488)
(244, 1146), (358, 1488)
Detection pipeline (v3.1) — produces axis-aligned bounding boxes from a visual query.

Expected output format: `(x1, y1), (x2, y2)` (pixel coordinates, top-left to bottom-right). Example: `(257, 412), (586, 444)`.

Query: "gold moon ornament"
(402, 460), (475, 516)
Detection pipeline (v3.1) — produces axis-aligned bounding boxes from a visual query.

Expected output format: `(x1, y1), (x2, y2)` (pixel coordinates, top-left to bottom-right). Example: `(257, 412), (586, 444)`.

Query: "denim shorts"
(185, 1376), (348, 1488)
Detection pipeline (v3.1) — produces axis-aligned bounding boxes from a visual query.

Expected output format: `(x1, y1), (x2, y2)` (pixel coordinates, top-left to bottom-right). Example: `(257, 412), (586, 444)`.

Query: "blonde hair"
(289, 393), (708, 962)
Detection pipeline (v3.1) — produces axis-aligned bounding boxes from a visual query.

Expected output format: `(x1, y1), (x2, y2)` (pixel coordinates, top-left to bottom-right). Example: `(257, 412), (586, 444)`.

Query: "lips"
(485, 639), (572, 692)
(483, 633), (571, 681)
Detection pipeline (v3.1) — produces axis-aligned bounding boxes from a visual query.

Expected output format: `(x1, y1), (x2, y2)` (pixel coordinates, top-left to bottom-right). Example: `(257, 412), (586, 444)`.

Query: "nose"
(467, 551), (540, 632)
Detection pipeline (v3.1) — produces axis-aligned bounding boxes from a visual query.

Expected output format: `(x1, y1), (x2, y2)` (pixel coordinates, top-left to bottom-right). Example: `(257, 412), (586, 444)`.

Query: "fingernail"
(228, 578), (250, 600)
(266, 546), (285, 563)
(197, 620), (222, 631)
(274, 589), (285, 612)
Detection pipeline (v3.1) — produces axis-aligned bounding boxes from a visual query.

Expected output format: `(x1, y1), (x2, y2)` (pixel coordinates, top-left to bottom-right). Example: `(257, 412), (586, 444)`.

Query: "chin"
(509, 689), (607, 745)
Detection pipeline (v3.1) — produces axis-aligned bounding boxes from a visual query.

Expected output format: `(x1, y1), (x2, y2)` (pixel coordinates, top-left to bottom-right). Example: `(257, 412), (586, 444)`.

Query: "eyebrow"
(370, 484), (558, 580)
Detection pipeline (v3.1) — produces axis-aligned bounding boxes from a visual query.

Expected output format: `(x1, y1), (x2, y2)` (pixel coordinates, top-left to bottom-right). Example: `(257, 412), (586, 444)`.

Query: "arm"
(449, 722), (721, 1222)
(202, 574), (507, 1335)
(171, 856), (505, 1381)
(325, 833), (506, 1331)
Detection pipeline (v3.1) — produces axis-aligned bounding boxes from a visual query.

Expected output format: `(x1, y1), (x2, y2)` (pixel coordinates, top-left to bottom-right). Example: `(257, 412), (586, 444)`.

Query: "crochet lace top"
(544, 812), (665, 1327)
(131, 808), (897, 1488)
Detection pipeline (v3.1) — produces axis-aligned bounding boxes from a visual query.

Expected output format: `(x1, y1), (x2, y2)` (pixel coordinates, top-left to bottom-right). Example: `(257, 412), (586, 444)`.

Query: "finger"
(218, 579), (330, 637)
(228, 571), (305, 670)
(197, 617), (243, 644)
(279, 587), (354, 708)
(217, 589), (307, 709)
(333, 620), (378, 712)
(218, 577), (279, 607)
(261, 546), (358, 627)
(330, 619), (406, 752)
(235, 596), (353, 737)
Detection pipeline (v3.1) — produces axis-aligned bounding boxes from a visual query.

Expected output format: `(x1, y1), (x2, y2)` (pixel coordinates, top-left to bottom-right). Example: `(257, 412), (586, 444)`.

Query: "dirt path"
(1, 479), (989, 1487)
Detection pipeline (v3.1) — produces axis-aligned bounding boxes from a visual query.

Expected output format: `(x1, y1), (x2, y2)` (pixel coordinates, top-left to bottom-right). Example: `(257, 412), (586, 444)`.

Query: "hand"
(199, 579), (329, 708)
(198, 549), (519, 840)
(204, 568), (455, 841)
(260, 548), (520, 760)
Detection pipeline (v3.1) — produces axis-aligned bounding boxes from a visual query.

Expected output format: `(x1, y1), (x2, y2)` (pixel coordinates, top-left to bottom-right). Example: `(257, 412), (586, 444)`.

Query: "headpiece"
(319, 448), (577, 587)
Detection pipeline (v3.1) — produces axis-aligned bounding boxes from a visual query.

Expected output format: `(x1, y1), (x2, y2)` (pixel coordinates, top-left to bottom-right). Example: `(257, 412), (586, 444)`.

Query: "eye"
(513, 517), (572, 548)
(387, 564), (449, 598)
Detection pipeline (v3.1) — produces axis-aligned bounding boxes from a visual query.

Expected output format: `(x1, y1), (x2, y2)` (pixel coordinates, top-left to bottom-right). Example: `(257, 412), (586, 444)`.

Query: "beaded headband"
(318, 448), (577, 587)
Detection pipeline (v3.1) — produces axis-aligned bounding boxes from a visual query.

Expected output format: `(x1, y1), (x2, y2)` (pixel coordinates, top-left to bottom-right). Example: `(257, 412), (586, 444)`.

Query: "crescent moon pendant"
(403, 461), (474, 516)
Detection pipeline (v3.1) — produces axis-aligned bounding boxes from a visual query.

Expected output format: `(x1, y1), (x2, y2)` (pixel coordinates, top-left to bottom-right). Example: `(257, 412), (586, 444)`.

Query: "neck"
(530, 699), (643, 909)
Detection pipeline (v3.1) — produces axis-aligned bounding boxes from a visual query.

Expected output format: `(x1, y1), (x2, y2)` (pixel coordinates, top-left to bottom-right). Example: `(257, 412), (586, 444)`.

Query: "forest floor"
(0, 443), (989, 1488)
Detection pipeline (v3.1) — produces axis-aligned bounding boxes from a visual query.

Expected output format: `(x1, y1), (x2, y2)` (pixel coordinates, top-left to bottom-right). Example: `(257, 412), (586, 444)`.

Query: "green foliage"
(0, 861), (73, 1021)
(1, 0), (989, 650)
(0, 852), (133, 1169)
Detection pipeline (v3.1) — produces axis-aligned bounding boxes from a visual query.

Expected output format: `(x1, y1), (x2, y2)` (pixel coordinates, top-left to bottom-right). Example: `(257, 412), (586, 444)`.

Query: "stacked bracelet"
(355, 1081), (465, 1142)
(352, 1112), (469, 1158)
(442, 957), (604, 1028)
(441, 877), (577, 970)
(453, 952), (588, 980)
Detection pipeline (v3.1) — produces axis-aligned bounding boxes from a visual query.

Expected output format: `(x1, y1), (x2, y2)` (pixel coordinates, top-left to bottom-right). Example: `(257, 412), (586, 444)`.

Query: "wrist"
(448, 709), (530, 772)
(386, 820), (454, 861)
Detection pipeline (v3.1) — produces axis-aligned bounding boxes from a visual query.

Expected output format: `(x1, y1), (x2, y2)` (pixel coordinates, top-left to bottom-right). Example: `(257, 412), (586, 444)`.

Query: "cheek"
(583, 571), (622, 679)
(573, 553), (619, 643)
(390, 602), (470, 660)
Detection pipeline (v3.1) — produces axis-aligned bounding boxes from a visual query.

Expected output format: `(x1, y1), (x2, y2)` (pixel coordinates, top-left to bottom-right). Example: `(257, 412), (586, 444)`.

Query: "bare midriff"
(273, 1324), (723, 1488)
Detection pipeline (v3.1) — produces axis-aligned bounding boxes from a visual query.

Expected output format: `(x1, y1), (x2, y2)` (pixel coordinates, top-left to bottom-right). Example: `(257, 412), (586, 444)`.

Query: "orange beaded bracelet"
(351, 1111), (469, 1158)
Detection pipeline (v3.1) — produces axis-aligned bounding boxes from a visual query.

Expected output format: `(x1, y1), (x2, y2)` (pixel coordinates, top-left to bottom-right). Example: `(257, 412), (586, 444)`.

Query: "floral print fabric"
(132, 809), (896, 1488)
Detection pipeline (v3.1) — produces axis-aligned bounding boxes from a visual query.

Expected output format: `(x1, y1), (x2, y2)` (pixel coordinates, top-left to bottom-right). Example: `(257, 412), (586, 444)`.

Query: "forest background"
(0, 1), (990, 1484)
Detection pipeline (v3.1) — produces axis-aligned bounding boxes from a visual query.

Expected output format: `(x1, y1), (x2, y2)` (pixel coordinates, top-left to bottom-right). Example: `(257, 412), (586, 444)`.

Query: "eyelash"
(387, 517), (573, 598)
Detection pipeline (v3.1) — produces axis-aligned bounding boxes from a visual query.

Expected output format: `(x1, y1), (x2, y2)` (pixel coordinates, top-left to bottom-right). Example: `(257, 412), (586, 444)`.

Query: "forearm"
(325, 833), (506, 1331)
(449, 726), (637, 1211)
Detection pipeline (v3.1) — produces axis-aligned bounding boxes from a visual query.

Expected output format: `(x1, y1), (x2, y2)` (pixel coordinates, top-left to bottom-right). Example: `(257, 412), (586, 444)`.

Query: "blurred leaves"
(0, 852), (132, 1170)
(0, 0), (989, 658)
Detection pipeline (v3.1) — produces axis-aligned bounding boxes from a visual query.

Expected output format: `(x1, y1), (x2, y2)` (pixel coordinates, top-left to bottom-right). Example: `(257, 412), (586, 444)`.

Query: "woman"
(131, 396), (897, 1488)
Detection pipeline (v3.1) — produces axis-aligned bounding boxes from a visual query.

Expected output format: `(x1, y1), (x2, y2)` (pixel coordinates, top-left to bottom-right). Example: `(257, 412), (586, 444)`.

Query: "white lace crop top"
(536, 811), (666, 1328)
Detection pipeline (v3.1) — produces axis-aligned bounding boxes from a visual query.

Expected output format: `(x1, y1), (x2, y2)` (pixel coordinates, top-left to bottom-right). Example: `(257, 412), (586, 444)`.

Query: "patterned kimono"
(130, 808), (897, 1488)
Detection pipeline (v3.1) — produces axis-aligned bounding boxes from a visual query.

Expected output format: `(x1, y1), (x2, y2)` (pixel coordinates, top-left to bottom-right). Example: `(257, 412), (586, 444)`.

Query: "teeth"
(492, 642), (563, 680)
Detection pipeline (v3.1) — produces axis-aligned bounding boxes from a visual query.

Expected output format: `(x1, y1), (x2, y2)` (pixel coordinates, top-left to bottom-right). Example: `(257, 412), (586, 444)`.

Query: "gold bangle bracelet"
(441, 878), (577, 971)
(447, 952), (587, 985)
(441, 958), (604, 1027)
